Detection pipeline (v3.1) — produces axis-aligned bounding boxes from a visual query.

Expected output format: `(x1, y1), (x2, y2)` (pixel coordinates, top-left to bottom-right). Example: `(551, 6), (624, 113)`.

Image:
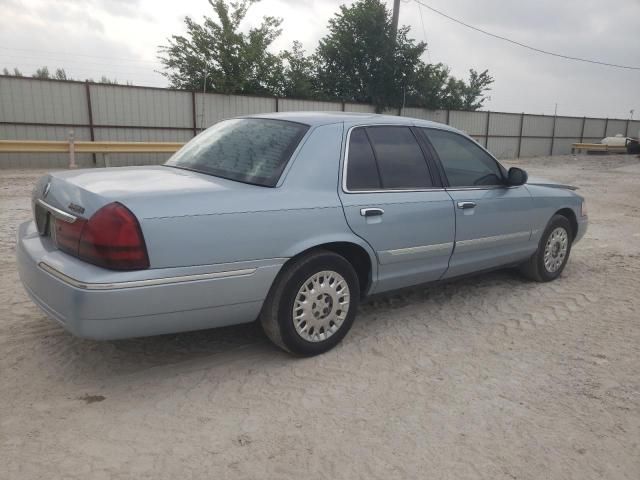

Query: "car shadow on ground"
(30, 267), (527, 384)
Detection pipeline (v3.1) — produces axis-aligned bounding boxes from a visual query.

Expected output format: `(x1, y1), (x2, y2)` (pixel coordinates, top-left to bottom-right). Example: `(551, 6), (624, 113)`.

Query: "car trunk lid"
(32, 165), (264, 221)
(32, 165), (272, 269)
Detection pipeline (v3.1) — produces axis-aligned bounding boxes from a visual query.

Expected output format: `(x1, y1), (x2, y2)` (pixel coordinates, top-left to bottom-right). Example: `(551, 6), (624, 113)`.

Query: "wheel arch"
(554, 207), (578, 239)
(281, 236), (377, 297)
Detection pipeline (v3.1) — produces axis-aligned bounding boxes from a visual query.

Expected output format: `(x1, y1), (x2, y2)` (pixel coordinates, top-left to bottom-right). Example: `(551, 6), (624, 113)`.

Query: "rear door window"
(366, 126), (433, 189)
(345, 126), (433, 191)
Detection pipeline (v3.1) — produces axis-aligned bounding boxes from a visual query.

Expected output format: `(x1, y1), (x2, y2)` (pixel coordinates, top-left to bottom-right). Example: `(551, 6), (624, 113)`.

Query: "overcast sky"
(1, 0), (638, 118)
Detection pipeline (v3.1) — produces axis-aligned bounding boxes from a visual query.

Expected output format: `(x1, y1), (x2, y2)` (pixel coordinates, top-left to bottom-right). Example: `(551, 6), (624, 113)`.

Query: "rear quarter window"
(346, 128), (382, 191)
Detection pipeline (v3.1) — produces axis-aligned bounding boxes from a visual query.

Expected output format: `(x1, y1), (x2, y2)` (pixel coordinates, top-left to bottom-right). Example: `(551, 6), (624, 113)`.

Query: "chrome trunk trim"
(36, 199), (78, 223)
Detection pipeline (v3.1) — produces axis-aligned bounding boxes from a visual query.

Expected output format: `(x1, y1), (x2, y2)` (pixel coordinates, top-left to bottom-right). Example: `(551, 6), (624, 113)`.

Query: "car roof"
(244, 111), (462, 133)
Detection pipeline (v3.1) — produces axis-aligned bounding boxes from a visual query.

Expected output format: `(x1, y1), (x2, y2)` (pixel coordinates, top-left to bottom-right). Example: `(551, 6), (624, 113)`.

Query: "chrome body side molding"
(384, 242), (453, 257)
(378, 242), (454, 265)
(454, 231), (531, 253)
(39, 262), (257, 290)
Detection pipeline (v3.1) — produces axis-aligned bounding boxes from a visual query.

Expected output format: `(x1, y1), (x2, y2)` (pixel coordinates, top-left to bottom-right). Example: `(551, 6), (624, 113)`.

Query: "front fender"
(526, 185), (583, 242)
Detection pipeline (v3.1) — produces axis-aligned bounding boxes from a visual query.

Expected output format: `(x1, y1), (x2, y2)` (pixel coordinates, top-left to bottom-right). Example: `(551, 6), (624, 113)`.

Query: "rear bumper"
(16, 221), (284, 340)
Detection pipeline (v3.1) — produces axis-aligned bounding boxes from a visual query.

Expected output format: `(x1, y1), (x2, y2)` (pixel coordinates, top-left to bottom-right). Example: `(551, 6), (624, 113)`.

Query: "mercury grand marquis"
(16, 112), (588, 355)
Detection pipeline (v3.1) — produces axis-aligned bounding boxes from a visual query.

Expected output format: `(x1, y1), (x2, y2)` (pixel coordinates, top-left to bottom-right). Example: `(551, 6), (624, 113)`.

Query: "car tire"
(260, 249), (360, 356)
(519, 214), (573, 282)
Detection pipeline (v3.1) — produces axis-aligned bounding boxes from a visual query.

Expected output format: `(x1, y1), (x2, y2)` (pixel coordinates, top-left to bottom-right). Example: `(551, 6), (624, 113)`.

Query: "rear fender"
(281, 232), (379, 290)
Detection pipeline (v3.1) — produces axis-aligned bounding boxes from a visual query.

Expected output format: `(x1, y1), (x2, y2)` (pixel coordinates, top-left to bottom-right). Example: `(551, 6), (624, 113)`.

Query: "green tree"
(33, 66), (50, 79)
(1, 66), (127, 83)
(414, 68), (493, 111)
(406, 63), (452, 109)
(460, 69), (493, 110)
(314, 0), (425, 111)
(99, 75), (119, 84)
(158, 0), (284, 95)
(280, 41), (316, 98)
(315, 0), (492, 111)
(157, 0), (493, 111)
(54, 68), (69, 80)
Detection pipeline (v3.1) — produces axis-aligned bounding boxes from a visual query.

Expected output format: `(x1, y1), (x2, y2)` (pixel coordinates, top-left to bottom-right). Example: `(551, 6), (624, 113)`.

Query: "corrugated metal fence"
(1, 76), (638, 168)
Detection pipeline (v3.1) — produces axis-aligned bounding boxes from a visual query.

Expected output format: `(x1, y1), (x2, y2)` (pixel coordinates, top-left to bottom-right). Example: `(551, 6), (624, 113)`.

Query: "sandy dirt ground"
(1, 154), (639, 480)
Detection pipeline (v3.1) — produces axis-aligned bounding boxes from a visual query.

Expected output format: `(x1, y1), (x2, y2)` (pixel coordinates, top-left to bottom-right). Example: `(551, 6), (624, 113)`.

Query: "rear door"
(338, 125), (455, 293)
(419, 128), (534, 278)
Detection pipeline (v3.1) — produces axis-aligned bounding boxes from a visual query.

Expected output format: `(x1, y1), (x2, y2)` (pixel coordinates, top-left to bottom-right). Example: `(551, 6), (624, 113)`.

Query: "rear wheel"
(520, 214), (573, 282)
(260, 250), (360, 356)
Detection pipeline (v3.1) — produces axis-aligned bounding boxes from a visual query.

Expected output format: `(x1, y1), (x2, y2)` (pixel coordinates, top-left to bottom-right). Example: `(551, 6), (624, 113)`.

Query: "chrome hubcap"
(293, 271), (350, 343)
(543, 227), (569, 273)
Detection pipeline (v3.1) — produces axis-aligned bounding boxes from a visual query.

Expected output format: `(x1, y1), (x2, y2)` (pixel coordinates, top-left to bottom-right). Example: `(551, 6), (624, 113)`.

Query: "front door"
(420, 128), (534, 278)
(338, 125), (455, 293)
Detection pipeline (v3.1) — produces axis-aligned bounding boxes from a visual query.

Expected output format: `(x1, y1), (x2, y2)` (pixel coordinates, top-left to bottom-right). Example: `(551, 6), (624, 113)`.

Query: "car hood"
(526, 176), (578, 191)
(38, 165), (270, 219)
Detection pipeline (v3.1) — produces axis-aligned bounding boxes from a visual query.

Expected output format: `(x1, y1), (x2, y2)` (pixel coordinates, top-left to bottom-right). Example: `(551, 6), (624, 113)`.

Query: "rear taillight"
(53, 202), (149, 270)
(54, 217), (87, 256)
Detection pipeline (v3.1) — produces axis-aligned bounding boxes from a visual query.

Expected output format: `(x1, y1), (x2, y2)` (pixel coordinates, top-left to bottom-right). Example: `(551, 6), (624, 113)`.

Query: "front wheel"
(260, 250), (360, 356)
(520, 214), (573, 282)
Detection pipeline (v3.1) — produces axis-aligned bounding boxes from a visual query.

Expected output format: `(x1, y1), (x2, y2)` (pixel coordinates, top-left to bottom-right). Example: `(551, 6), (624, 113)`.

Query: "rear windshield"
(165, 118), (309, 186)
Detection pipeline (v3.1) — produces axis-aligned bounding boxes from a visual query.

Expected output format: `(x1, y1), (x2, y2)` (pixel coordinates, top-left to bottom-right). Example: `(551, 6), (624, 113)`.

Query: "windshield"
(165, 118), (309, 187)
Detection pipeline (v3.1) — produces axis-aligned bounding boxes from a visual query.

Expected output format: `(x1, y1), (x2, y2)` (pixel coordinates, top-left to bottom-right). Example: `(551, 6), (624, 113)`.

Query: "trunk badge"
(68, 203), (85, 215)
(42, 182), (51, 198)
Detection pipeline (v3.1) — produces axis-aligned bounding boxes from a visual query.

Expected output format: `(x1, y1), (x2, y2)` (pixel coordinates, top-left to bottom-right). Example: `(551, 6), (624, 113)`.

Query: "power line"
(415, 1), (432, 63)
(0, 63), (163, 78)
(0, 55), (163, 72)
(0, 46), (167, 85)
(0, 46), (162, 66)
(412, 0), (640, 71)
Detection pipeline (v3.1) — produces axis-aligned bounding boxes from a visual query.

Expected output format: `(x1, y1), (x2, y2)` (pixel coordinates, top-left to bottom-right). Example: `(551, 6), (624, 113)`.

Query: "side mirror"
(507, 167), (528, 186)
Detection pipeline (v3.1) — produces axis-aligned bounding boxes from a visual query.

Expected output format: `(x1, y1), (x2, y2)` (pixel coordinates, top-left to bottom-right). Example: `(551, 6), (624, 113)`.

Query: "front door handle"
(457, 201), (476, 210)
(360, 208), (385, 217)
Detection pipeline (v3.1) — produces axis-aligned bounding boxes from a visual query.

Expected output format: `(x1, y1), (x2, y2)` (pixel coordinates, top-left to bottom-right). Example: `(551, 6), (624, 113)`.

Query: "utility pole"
(200, 61), (209, 131)
(391, 0), (402, 114)
(391, 0), (401, 40)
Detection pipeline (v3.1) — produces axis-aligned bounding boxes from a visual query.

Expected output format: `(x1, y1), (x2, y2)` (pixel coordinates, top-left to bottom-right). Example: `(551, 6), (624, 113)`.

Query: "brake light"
(54, 217), (87, 256)
(53, 202), (149, 270)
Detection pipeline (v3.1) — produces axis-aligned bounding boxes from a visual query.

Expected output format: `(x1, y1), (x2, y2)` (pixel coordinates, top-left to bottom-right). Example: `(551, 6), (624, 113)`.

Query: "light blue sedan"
(16, 112), (588, 355)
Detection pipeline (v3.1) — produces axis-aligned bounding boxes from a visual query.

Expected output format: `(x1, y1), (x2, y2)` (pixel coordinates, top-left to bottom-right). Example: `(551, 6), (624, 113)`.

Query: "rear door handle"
(457, 201), (476, 210)
(360, 208), (384, 217)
